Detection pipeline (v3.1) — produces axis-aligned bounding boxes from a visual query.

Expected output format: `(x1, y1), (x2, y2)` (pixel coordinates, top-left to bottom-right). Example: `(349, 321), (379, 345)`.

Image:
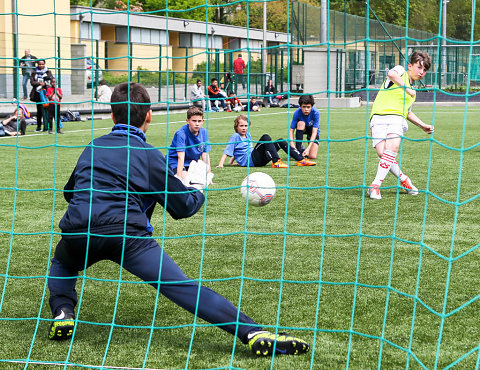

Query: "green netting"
(291, 1), (480, 90)
(1, 1), (480, 369)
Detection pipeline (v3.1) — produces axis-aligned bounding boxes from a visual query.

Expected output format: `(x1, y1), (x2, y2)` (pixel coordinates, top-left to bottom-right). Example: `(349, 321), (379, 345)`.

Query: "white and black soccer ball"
(240, 172), (276, 207)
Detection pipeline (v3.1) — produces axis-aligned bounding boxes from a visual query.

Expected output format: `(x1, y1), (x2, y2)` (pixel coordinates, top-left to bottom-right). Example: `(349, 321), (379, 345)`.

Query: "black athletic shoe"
(248, 331), (310, 356)
(48, 308), (75, 340)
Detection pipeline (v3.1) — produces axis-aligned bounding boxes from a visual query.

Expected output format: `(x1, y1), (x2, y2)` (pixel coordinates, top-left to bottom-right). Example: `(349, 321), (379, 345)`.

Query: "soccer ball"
(241, 172), (276, 207)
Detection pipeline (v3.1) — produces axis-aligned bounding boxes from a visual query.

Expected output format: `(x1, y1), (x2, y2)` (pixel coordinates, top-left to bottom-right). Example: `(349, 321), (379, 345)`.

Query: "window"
(130, 28), (141, 43)
(80, 22), (101, 40)
(179, 33), (192, 47)
(141, 28), (151, 44)
(151, 30), (160, 44)
(116, 27), (167, 45)
(229, 38), (240, 50)
(209, 35), (222, 49)
(115, 26), (128, 42)
(192, 34), (207, 48)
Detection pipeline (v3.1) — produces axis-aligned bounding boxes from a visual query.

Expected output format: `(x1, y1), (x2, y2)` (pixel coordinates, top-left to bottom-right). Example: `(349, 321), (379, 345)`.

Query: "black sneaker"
(57, 130), (64, 134)
(48, 308), (75, 340)
(248, 331), (309, 356)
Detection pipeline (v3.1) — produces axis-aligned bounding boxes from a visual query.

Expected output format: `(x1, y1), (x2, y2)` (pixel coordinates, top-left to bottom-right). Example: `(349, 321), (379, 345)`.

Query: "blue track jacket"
(59, 124), (204, 234)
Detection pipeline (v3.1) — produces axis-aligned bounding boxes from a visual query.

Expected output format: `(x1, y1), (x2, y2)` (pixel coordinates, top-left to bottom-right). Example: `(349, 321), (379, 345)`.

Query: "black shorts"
(304, 126), (320, 144)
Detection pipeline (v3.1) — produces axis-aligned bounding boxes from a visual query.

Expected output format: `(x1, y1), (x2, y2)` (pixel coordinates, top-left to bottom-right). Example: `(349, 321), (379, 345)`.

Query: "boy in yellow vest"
(367, 51), (434, 200)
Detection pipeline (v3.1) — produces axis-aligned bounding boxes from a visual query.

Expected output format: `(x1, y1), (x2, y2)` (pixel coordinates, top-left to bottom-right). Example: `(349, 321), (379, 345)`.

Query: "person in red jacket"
(233, 53), (246, 89)
(207, 78), (226, 110)
(46, 77), (64, 134)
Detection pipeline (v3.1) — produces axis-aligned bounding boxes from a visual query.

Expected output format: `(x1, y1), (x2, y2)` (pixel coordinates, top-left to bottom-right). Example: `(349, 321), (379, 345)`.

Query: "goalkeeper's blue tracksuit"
(48, 124), (261, 343)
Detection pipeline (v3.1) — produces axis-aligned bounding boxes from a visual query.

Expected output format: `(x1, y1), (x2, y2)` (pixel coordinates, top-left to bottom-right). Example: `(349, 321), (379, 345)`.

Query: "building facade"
(0, 1), (289, 98)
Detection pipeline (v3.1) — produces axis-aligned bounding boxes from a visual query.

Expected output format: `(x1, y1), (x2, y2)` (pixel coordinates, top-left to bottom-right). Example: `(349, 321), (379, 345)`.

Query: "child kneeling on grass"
(167, 106), (212, 180)
(217, 114), (316, 169)
(46, 82), (309, 357)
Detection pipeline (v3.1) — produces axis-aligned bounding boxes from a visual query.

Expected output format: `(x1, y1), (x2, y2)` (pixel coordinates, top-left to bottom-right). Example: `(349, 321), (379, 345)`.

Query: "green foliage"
(71, 0), (480, 40)
(443, 84), (480, 93)
(70, 0), (104, 5)
(102, 67), (186, 87)
(143, 0), (214, 21)
(228, 1), (288, 32)
(327, 0), (480, 41)
(101, 71), (130, 86)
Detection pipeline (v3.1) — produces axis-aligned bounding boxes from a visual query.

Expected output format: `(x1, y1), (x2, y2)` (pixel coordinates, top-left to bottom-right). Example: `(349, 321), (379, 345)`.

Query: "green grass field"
(0, 105), (479, 369)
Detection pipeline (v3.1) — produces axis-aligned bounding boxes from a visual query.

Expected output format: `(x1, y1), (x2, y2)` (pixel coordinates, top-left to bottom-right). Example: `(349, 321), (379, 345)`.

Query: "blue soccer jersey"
(168, 124), (211, 169)
(223, 132), (254, 167)
(290, 107), (321, 133)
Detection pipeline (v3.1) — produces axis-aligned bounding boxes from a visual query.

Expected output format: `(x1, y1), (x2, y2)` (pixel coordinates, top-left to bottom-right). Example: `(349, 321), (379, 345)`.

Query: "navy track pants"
(48, 232), (261, 343)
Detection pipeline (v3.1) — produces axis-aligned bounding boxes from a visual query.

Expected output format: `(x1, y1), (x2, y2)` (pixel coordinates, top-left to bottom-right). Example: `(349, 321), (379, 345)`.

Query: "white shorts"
(370, 115), (408, 147)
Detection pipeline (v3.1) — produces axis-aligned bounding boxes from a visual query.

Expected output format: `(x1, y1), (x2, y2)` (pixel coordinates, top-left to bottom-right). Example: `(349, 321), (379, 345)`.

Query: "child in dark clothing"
(46, 82), (309, 358)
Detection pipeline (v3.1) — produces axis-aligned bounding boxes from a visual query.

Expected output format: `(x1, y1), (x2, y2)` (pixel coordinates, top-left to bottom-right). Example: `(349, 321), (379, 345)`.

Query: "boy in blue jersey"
(289, 95), (319, 166)
(216, 114), (306, 168)
(167, 106), (212, 179)
(46, 82), (309, 357)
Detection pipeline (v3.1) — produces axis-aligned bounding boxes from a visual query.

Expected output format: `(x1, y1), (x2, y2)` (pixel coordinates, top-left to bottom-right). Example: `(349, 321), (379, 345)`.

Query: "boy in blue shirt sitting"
(168, 106), (212, 179)
(289, 95), (319, 165)
(216, 114), (307, 168)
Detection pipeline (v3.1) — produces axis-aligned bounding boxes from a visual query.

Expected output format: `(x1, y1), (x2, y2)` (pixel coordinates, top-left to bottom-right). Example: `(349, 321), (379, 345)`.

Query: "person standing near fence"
(30, 59), (53, 133)
(46, 77), (64, 134)
(233, 54), (246, 90)
(19, 49), (37, 100)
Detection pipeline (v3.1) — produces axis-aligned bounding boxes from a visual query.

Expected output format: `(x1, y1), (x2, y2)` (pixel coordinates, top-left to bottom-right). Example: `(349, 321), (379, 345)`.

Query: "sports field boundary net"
(1, 1), (479, 369)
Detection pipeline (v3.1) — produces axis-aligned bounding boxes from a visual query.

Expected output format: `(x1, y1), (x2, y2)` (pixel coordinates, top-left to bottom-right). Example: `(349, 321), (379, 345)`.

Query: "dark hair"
(410, 51), (431, 71)
(187, 106), (204, 119)
(37, 59), (45, 65)
(238, 54), (242, 58)
(228, 91), (234, 95)
(211, 78), (218, 83)
(99, 80), (106, 85)
(298, 94), (315, 106)
(196, 79), (202, 83)
(234, 114), (249, 132)
(110, 82), (151, 127)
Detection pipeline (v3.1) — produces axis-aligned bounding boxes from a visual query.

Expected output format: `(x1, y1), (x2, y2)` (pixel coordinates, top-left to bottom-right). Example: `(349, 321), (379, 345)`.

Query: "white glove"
(183, 160), (214, 191)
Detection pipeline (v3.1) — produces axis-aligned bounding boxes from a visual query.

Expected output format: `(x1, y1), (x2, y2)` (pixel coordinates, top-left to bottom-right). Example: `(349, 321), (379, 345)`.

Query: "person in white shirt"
(97, 80), (112, 102)
(190, 79), (206, 110)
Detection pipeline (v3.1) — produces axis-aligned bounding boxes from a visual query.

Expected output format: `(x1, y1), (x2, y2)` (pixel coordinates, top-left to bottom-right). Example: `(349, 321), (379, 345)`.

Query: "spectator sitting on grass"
(244, 96), (260, 112)
(2, 108), (27, 136)
(226, 91), (243, 112)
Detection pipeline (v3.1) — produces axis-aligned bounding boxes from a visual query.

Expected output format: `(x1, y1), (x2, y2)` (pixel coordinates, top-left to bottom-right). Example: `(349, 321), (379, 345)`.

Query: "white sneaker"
(367, 184), (382, 200)
(400, 177), (419, 195)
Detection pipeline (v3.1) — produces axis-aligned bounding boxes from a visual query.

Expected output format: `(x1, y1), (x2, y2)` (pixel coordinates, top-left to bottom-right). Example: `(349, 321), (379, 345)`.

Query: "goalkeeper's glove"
(182, 160), (214, 192)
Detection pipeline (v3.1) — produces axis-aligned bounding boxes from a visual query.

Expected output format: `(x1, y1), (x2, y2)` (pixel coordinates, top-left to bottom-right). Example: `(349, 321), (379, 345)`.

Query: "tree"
(143, 0), (214, 21)
(229, 1), (288, 32)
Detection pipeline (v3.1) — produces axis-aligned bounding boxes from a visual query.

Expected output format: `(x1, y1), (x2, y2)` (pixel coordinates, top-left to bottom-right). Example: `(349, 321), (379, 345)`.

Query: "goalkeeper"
(47, 82), (309, 357)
